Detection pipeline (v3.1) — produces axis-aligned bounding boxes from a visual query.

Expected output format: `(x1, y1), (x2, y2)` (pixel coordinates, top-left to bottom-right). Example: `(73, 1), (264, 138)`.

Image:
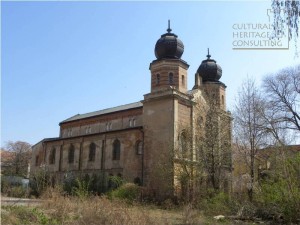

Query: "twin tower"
(142, 22), (229, 197)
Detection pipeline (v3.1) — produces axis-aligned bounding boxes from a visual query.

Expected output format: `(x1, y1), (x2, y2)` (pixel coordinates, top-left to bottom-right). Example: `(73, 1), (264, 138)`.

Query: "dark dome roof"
(197, 50), (222, 82)
(154, 21), (184, 60)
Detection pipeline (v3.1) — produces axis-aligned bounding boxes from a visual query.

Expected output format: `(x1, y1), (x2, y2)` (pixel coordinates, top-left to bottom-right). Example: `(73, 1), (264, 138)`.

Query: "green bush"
(256, 179), (300, 222)
(72, 178), (90, 199)
(30, 171), (51, 197)
(198, 191), (239, 216)
(255, 153), (300, 223)
(108, 175), (124, 190)
(9, 186), (28, 198)
(110, 183), (141, 202)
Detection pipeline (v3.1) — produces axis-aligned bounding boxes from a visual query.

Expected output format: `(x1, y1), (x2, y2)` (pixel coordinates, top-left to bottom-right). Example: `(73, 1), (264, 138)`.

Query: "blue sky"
(1, 1), (299, 147)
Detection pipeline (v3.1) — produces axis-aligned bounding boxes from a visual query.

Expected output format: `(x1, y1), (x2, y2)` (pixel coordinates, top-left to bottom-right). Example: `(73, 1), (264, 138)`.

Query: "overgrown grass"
(2, 188), (241, 225)
(1, 196), (182, 225)
(4, 182), (296, 225)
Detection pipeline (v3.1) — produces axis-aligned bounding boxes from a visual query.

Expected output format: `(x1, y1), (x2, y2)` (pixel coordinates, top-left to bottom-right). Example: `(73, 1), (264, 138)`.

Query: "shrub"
(62, 172), (77, 195)
(255, 153), (300, 223)
(256, 179), (300, 222)
(197, 191), (239, 216)
(110, 183), (141, 202)
(9, 186), (28, 198)
(108, 175), (124, 190)
(72, 178), (90, 199)
(30, 171), (51, 197)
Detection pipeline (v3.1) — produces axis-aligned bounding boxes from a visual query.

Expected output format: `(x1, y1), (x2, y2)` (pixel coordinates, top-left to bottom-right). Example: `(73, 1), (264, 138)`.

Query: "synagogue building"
(31, 22), (232, 198)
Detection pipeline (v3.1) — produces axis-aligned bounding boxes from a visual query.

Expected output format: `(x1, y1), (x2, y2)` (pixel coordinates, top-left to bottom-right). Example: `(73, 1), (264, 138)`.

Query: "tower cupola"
(197, 49), (222, 82)
(154, 20), (184, 60)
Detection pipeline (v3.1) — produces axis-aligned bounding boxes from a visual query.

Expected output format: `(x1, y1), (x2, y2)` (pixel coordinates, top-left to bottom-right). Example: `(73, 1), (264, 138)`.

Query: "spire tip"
(167, 19), (172, 33)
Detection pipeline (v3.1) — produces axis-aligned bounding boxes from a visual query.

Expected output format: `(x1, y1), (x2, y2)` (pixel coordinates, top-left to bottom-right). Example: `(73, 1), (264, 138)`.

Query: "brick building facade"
(31, 23), (232, 198)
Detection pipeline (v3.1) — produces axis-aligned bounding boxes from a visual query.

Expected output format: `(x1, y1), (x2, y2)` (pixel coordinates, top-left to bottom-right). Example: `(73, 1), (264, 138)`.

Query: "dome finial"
(207, 48), (211, 59)
(167, 19), (172, 33)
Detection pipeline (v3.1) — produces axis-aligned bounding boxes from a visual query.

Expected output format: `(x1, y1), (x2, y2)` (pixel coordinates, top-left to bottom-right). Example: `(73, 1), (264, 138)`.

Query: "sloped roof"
(256, 145), (300, 161)
(60, 101), (143, 124)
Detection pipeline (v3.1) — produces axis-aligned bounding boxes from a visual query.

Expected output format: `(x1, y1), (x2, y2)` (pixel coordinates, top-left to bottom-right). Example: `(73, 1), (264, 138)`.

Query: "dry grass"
(1, 188), (251, 225)
(1, 194), (210, 225)
(42, 195), (165, 225)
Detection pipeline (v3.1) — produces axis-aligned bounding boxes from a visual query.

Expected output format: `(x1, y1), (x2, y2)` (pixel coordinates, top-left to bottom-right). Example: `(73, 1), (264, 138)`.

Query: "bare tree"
(271, 0), (300, 53)
(263, 65), (300, 135)
(4, 141), (32, 177)
(172, 92), (232, 200)
(233, 78), (266, 201)
(194, 93), (232, 193)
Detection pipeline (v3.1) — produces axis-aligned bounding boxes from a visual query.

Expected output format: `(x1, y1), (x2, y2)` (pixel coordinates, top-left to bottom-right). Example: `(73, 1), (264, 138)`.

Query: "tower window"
(49, 147), (56, 164)
(182, 75), (185, 86)
(68, 144), (75, 164)
(156, 74), (160, 85)
(169, 72), (174, 84)
(89, 142), (96, 162)
(112, 139), (121, 160)
(222, 95), (224, 105)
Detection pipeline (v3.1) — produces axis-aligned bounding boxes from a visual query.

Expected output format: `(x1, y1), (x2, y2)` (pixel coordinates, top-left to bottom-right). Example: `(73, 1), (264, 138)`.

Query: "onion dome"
(197, 49), (222, 82)
(154, 20), (184, 60)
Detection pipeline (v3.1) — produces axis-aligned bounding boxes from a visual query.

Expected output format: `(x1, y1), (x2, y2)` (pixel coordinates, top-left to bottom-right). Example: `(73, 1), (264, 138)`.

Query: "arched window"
(168, 72), (174, 84)
(106, 122), (112, 131)
(68, 144), (75, 164)
(136, 140), (143, 155)
(133, 119), (136, 127)
(156, 74), (160, 85)
(179, 130), (188, 156)
(112, 139), (121, 160)
(49, 147), (56, 164)
(85, 126), (91, 134)
(89, 142), (96, 162)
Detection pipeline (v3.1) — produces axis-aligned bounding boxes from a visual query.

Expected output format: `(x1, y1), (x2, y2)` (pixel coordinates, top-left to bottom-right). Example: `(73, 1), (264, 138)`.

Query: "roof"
(60, 101), (143, 124)
(256, 145), (300, 161)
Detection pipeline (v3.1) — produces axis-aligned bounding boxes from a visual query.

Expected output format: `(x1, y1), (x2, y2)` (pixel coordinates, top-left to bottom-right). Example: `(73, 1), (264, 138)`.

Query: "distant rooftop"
(60, 101), (143, 124)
